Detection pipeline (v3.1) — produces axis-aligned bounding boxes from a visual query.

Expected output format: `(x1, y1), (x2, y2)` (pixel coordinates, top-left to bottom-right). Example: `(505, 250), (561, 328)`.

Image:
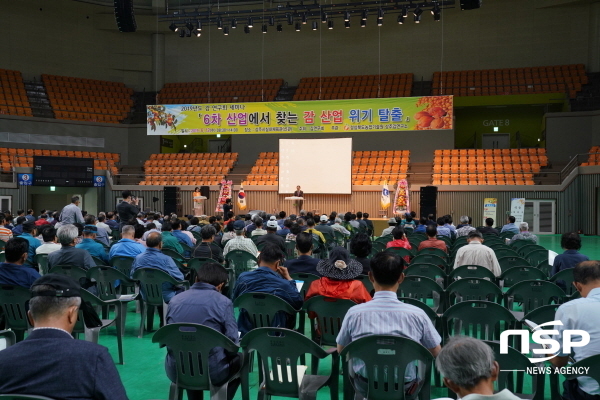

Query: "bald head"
(146, 232), (162, 248)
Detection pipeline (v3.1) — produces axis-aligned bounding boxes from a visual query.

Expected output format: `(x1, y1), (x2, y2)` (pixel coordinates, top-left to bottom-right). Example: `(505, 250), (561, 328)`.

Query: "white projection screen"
(279, 138), (352, 194)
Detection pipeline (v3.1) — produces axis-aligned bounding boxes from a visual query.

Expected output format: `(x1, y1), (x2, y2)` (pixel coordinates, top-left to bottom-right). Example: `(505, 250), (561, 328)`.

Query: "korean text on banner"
(483, 198), (497, 225)
(147, 96), (453, 135)
(510, 198), (526, 224)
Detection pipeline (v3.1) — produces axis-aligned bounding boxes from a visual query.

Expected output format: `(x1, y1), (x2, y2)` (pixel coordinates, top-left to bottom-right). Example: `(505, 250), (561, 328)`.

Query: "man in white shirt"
(35, 227), (61, 255)
(250, 217), (267, 237)
(453, 231), (501, 277)
(224, 220), (258, 257)
(331, 218), (351, 237)
(550, 260), (600, 400)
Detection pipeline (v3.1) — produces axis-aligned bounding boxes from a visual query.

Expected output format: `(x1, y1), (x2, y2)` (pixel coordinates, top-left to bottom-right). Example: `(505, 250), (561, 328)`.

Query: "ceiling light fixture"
(302, 13), (307, 24)
(262, 24), (267, 33)
(223, 26), (229, 35)
(360, 19), (366, 27)
(248, 17), (253, 28)
(295, 22), (301, 31)
(344, 10), (350, 21)
(186, 21), (194, 31)
(169, 22), (178, 32)
(321, 11), (327, 23)
(231, 19), (237, 28)
(328, 19), (333, 29)
(361, 9), (368, 21)
(312, 21), (318, 30)
(217, 17), (223, 29)
(277, 23), (283, 31)
(397, 15), (404, 24)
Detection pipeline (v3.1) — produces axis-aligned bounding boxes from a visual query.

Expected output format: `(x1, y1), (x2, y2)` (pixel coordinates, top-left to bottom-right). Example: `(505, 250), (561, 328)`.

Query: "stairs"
(570, 72), (600, 111)
(23, 80), (54, 118)
(407, 162), (433, 186)
(117, 166), (144, 185)
(226, 164), (252, 185)
(275, 85), (296, 101)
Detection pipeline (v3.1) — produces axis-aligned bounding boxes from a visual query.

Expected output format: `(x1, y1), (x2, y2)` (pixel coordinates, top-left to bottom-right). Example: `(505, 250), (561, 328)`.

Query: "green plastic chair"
(483, 340), (546, 400)
(442, 300), (516, 343)
(386, 247), (413, 259)
(416, 247), (448, 260)
(524, 249), (549, 268)
(303, 295), (356, 388)
(48, 265), (88, 281)
(86, 266), (139, 335)
(290, 272), (322, 336)
(561, 355), (600, 400)
(34, 253), (49, 275)
(499, 266), (547, 289)
(111, 229), (121, 241)
(536, 259), (552, 278)
(371, 241), (386, 254)
(91, 256), (107, 266)
(436, 235), (452, 247)
(500, 231), (515, 240)
(403, 264), (447, 288)
(504, 280), (565, 315)
(233, 292), (298, 331)
(110, 256), (135, 276)
(446, 278), (503, 307)
(448, 265), (496, 283)
(398, 297), (442, 334)
(522, 304), (561, 327)
(497, 256), (531, 273)
(353, 274), (374, 295)
(0, 285), (31, 342)
(180, 242), (193, 254)
(285, 240), (298, 260)
(333, 231), (346, 247)
(517, 244), (544, 257)
(397, 275), (445, 312)
(162, 248), (186, 261)
(225, 249), (258, 290)
(410, 254), (448, 271)
(375, 235), (393, 244)
(549, 268), (578, 298)
(494, 248), (521, 259)
(152, 323), (241, 400)
(187, 257), (221, 283)
(240, 328), (335, 400)
(340, 335), (433, 400)
(74, 289), (124, 364)
(408, 239), (422, 251)
(510, 239), (533, 250)
(131, 268), (190, 337)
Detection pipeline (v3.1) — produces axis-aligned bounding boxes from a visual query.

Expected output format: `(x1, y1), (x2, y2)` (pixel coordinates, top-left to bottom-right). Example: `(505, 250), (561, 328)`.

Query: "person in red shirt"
(34, 214), (51, 227)
(386, 226), (412, 263)
(305, 246), (371, 304)
(418, 225), (449, 253)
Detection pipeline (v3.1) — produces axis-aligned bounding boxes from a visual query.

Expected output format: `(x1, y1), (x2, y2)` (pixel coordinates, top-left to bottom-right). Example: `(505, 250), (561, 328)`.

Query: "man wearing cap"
(0, 274), (129, 399)
(256, 220), (286, 254)
(223, 220), (258, 257)
(380, 217), (397, 237)
(0, 237), (41, 287)
(76, 225), (109, 264)
(20, 220), (41, 267)
(109, 225), (146, 260)
(48, 224), (96, 270)
(315, 214), (334, 237)
(130, 232), (185, 303)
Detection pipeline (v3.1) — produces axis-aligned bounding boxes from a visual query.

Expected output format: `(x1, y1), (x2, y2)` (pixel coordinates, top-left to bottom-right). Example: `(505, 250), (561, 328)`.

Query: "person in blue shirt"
(436, 217), (452, 238)
(105, 212), (119, 231)
(0, 237), (41, 287)
(414, 217), (427, 233)
(75, 225), (109, 264)
(109, 225), (145, 260)
(166, 262), (241, 400)
(171, 220), (193, 256)
(500, 216), (520, 235)
(130, 232), (185, 303)
(20, 221), (41, 267)
(232, 243), (303, 336)
(551, 232), (590, 277)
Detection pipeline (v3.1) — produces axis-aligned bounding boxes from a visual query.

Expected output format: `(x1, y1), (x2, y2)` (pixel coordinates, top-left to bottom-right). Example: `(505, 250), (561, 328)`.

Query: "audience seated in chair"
(35, 226), (60, 255)
(232, 244), (303, 336)
(255, 220), (286, 254)
(284, 232), (320, 276)
(456, 215), (477, 237)
(48, 224), (95, 270)
(381, 217), (397, 237)
(509, 222), (538, 245)
(85, 214), (110, 246)
(336, 251), (441, 397)
(0, 274), (128, 399)
(165, 262), (241, 400)
(477, 218), (499, 236)
(20, 221), (41, 267)
(350, 233), (372, 275)
(75, 225), (109, 264)
(192, 224), (225, 263)
(501, 216), (519, 235)
(436, 336), (521, 400)
(305, 246), (371, 304)
(386, 226), (412, 263)
(453, 231), (501, 277)
(551, 232), (589, 277)
(109, 225), (145, 259)
(548, 260), (600, 400)
(0, 237), (40, 287)
(223, 220), (258, 257)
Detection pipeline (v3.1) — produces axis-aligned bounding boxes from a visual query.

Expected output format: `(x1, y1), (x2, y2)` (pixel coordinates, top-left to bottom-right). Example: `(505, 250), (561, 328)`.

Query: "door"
(523, 200), (555, 234)
(482, 133), (510, 149)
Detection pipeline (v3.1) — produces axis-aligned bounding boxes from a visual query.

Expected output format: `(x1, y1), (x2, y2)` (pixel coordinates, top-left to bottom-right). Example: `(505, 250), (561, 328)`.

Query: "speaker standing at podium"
(193, 187), (204, 216)
(294, 185), (304, 214)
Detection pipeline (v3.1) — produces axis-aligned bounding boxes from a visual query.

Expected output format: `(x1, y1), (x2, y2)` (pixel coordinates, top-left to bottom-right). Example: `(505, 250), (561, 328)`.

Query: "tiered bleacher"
(0, 69), (32, 117)
(140, 152), (238, 186)
(0, 148), (119, 175)
(432, 64), (587, 98)
(432, 148), (547, 185)
(293, 74), (413, 101)
(242, 152), (279, 185)
(581, 146), (600, 166)
(352, 150), (410, 185)
(157, 79), (283, 104)
(42, 74), (133, 123)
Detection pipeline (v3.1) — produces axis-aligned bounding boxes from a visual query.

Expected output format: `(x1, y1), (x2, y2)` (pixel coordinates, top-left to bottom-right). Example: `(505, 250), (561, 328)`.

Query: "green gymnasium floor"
(95, 234), (598, 400)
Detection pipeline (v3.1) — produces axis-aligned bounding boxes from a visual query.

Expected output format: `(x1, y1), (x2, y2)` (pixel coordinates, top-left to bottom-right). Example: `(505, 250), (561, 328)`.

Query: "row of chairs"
(581, 146), (600, 166)
(140, 177), (224, 186)
(0, 69), (32, 117)
(149, 152), (238, 160)
(146, 166), (230, 174)
(432, 174), (536, 186)
(144, 159), (235, 168)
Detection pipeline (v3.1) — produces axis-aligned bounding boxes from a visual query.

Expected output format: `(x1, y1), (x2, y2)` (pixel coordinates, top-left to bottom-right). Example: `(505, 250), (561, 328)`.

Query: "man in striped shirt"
(336, 251), (441, 395)
(0, 214), (13, 242)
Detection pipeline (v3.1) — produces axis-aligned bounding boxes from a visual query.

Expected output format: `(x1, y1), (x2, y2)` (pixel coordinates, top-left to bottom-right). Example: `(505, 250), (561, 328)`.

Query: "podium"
(284, 196), (304, 214)
(193, 196), (207, 216)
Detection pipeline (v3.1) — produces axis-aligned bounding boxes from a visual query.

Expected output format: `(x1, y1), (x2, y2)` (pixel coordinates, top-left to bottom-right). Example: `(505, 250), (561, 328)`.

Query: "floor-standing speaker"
(420, 186), (438, 220)
(164, 186), (181, 215)
(200, 186), (210, 199)
(114, 0), (136, 32)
